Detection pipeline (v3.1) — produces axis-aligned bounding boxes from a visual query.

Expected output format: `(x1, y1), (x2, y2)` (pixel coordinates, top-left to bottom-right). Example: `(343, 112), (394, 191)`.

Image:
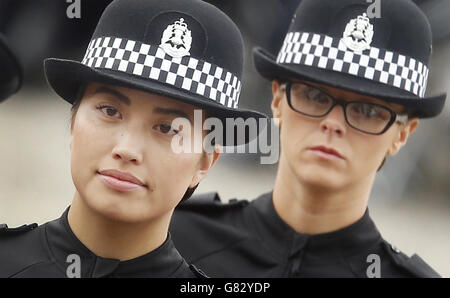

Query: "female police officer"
(170, 0), (446, 277)
(0, 0), (265, 277)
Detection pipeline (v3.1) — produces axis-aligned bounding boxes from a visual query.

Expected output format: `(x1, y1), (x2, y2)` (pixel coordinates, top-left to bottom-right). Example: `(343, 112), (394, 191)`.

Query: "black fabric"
(0, 34), (22, 102)
(92, 0), (242, 77)
(170, 192), (441, 278)
(285, 0), (431, 63)
(252, 0), (447, 118)
(0, 207), (205, 278)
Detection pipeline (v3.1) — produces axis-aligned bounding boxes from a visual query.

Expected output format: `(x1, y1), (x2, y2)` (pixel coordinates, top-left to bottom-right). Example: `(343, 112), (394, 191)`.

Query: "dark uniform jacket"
(0, 207), (206, 278)
(170, 192), (441, 278)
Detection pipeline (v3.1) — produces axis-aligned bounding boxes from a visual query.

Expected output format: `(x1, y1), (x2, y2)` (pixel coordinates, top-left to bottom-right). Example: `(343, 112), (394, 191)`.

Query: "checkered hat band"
(276, 32), (429, 98)
(81, 37), (242, 108)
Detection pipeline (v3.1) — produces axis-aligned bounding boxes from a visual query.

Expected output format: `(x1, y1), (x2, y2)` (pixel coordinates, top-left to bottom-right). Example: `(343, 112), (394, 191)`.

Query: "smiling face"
(271, 79), (419, 191)
(69, 82), (218, 223)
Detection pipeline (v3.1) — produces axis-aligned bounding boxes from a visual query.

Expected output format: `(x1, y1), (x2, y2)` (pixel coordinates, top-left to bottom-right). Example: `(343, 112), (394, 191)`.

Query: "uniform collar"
(250, 192), (382, 259)
(45, 207), (188, 277)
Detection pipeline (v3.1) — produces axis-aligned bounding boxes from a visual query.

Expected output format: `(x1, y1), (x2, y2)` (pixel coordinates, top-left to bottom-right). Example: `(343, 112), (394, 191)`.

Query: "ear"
(271, 80), (284, 127)
(69, 133), (73, 152)
(69, 119), (75, 152)
(189, 147), (221, 187)
(387, 118), (419, 156)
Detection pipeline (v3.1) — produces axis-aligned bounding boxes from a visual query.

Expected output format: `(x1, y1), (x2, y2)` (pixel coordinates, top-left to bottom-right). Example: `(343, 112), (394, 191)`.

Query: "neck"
(272, 155), (373, 235)
(67, 193), (170, 261)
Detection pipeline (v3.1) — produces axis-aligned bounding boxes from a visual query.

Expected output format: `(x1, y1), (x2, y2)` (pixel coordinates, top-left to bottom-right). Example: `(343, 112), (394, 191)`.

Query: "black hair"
(70, 84), (87, 130)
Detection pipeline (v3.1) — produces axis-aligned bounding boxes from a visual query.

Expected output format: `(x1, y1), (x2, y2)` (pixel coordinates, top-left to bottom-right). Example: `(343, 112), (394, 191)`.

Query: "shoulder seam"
(190, 236), (249, 264)
(8, 260), (52, 278)
(381, 241), (440, 278)
(0, 223), (38, 236)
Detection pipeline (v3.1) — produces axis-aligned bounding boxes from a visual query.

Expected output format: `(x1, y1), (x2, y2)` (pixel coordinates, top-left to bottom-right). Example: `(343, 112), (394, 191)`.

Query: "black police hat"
(253, 0), (446, 118)
(0, 34), (22, 102)
(44, 0), (267, 144)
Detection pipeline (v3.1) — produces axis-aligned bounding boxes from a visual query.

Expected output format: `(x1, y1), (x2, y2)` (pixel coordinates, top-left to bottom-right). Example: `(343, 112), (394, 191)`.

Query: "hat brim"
(0, 35), (22, 102)
(44, 58), (268, 146)
(253, 47), (446, 118)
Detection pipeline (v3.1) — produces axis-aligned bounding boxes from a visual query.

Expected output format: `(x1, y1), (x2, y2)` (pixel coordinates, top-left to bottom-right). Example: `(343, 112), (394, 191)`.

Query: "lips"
(309, 145), (345, 160)
(97, 169), (146, 192)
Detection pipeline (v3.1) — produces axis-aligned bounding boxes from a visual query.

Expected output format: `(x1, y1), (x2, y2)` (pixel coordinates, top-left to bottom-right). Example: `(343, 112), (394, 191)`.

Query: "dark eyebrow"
(94, 87), (131, 106)
(93, 87), (193, 120)
(153, 107), (191, 120)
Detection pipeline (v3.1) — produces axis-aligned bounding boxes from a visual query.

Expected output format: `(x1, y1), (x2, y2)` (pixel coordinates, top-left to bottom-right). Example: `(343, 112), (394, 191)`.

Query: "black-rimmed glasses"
(282, 82), (408, 135)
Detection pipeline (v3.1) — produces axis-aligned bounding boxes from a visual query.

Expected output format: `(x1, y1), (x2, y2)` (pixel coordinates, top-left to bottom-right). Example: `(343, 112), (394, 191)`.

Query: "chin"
(85, 191), (156, 224)
(296, 164), (346, 190)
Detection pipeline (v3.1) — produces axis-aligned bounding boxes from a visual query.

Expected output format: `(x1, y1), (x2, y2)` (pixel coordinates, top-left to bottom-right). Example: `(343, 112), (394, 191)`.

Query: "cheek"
(70, 113), (113, 181)
(145, 146), (201, 201)
(280, 109), (316, 155)
(347, 132), (392, 173)
(153, 150), (200, 183)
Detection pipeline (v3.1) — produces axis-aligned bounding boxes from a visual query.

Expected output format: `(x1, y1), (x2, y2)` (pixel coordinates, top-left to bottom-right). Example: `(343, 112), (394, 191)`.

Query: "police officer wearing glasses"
(170, 0), (446, 278)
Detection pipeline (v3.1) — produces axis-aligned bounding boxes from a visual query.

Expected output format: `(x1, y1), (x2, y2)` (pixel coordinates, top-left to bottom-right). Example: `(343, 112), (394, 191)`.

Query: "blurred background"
(0, 0), (448, 276)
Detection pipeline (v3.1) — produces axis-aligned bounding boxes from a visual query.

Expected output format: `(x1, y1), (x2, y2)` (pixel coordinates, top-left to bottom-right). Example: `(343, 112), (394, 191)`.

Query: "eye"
(305, 88), (330, 105)
(154, 123), (180, 136)
(352, 104), (385, 119)
(97, 105), (122, 119)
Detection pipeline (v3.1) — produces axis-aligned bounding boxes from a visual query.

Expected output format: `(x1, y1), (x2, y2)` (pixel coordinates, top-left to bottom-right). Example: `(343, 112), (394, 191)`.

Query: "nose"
(112, 132), (144, 165)
(319, 105), (347, 137)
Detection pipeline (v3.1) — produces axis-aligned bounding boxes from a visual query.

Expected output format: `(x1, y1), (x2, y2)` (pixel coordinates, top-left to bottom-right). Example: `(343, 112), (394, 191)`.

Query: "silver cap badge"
(342, 13), (374, 52)
(160, 18), (192, 58)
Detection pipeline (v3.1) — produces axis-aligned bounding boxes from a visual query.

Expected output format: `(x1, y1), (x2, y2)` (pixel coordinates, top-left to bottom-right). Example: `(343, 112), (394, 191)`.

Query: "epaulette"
(189, 264), (209, 278)
(176, 192), (249, 211)
(0, 223), (38, 236)
(382, 241), (441, 278)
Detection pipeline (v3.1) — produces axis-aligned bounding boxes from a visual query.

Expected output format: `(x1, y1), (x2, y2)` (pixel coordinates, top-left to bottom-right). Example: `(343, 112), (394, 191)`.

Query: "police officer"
(170, 0), (446, 277)
(0, 0), (265, 278)
(0, 32), (21, 102)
